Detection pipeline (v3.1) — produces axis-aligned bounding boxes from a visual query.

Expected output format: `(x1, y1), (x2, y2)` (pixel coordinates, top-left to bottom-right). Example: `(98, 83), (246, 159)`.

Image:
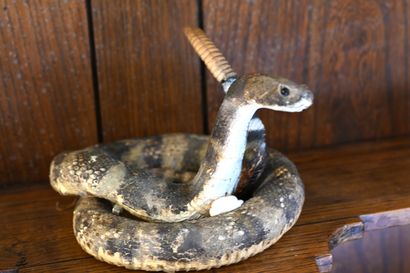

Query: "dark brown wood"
(1, 0), (409, 188)
(0, 0), (97, 186)
(92, 0), (203, 142)
(292, 137), (410, 225)
(203, 0), (410, 151)
(2, 137), (410, 272)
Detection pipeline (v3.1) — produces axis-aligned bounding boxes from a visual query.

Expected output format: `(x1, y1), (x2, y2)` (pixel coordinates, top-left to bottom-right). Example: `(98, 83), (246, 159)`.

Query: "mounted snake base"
(50, 28), (313, 272)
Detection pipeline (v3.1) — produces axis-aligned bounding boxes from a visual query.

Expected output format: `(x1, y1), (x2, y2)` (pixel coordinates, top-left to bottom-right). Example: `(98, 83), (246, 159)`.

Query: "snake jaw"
(269, 93), (313, 113)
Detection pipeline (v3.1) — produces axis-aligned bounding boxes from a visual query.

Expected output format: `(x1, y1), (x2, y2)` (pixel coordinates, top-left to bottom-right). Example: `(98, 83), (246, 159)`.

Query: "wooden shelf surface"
(1, 137), (410, 272)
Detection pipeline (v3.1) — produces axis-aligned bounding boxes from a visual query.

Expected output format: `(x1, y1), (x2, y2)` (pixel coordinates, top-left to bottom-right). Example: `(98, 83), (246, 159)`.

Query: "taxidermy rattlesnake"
(50, 28), (313, 272)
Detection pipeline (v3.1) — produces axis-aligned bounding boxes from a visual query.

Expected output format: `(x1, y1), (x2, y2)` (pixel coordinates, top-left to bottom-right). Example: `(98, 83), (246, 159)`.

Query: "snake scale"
(50, 28), (313, 272)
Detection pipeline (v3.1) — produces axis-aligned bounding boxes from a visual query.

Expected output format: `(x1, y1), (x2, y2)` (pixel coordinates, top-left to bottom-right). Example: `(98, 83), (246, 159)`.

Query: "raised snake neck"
(50, 29), (273, 223)
(184, 27), (267, 198)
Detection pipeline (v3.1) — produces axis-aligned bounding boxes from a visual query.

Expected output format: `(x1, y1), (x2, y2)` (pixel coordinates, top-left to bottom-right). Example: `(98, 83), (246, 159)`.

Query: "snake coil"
(50, 28), (313, 272)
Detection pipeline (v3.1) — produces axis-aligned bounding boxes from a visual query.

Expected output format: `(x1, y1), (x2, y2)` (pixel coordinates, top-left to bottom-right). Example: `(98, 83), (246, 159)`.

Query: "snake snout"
(302, 91), (314, 103)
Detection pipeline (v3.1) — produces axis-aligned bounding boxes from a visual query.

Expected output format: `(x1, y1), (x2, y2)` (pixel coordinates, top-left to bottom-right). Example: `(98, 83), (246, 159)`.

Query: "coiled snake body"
(50, 28), (313, 272)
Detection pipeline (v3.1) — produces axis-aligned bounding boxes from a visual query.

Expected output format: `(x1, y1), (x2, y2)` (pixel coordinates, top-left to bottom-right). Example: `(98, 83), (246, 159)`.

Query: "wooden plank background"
(203, 0), (410, 150)
(0, 0), (409, 186)
(0, 0), (97, 187)
(92, 0), (203, 142)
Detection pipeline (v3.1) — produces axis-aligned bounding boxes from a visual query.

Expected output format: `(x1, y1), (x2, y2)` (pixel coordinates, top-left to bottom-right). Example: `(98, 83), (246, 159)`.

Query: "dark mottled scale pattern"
(141, 136), (163, 168)
(51, 133), (268, 222)
(73, 150), (304, 271)
(180, 136), (208, 172)
(99, 141), (132, 161)
(117, 170), (195, 216)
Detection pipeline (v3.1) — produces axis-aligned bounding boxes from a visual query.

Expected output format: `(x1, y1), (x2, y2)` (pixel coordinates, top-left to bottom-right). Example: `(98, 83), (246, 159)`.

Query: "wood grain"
(2, 137), (410, 272)
(292, 137), (410, 225)
(92, 0), (203, 142)
(1, 0), (409, 187)
(0, 0), (97, 186)
(203, 0), (410, 151)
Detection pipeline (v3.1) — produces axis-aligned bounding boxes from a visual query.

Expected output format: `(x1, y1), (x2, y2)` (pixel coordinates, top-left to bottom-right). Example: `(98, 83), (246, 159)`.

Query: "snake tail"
(184, 27), (237, 83)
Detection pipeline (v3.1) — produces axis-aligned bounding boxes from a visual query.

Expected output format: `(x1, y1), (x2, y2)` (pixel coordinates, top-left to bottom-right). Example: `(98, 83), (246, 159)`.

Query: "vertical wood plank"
(92, 0), (203, 141)
(203, 0), (410, 151)
(0, 0), (97, 186)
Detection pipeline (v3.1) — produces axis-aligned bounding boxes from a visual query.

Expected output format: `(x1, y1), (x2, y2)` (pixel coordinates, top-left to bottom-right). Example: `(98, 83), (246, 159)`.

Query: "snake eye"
(280, 86), (290, 96)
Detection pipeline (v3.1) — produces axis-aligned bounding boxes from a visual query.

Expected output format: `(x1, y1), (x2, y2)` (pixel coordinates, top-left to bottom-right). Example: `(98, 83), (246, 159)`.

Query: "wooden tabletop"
(1, 137), (410, 273)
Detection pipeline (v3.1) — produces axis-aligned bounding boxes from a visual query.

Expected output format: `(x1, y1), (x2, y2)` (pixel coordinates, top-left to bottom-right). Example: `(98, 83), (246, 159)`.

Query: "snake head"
(228, 74), (313, 112)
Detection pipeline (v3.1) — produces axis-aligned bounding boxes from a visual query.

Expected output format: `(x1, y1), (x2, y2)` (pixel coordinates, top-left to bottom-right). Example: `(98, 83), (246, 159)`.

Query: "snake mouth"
(269, 95), (313, 113)
(286, 95), (313, 112)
